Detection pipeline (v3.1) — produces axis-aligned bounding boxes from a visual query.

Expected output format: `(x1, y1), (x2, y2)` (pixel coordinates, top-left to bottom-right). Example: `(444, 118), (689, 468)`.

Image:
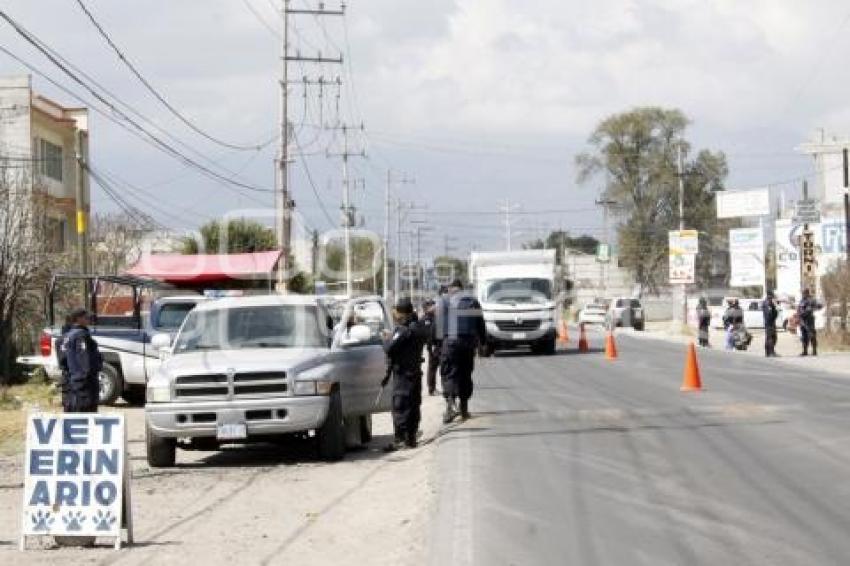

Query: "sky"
(2, 0), (850, 259)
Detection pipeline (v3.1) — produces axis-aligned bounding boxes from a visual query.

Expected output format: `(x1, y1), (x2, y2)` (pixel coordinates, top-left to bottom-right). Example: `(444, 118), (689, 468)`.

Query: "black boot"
(443, 398), (458, 424)
(460, 398), (470, 420)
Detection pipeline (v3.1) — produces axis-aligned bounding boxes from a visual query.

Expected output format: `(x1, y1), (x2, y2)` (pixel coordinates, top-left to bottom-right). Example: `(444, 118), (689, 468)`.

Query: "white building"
(0, 74), (90, 252)
(797, 130), (850, 215)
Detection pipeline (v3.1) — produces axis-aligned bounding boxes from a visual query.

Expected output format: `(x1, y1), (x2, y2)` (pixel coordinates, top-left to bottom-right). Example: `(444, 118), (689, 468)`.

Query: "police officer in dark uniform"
(383, 297), (430, 450)
(438, 279), (485, 423)
(798, 288), (819, 356)
(421, 296), (441, 396)
(59, 308), (103, 413)
(762, 291), (779, 357)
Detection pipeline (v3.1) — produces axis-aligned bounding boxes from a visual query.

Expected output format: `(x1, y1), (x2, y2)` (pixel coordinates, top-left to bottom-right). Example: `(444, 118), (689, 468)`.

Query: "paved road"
(430, 329), (850, 566)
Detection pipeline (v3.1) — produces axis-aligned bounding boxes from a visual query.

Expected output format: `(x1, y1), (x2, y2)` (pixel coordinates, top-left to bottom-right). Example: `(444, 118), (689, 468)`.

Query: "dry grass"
(0, 378), (60, 455)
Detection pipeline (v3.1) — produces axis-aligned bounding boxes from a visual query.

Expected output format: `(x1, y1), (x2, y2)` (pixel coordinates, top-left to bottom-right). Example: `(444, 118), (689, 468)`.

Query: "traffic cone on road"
(680, 342), (703, 392)
(558, 320), (570, 344)
(578, 323), (589, 353)
(605, 332), (618, 360)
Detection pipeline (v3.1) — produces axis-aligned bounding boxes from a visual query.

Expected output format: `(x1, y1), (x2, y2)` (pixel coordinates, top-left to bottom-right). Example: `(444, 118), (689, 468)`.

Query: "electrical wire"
(293, 130), (336, 228)
(73, 0), (264, 151)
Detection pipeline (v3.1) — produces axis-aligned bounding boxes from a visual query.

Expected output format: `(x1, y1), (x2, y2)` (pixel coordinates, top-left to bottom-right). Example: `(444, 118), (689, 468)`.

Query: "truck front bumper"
(485, 321), (556, 345)
(145, 396), (330, 438)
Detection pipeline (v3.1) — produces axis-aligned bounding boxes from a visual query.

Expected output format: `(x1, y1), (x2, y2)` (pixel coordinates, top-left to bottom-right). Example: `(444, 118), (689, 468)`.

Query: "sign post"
(668, 230), (698, 286)
(20, 413), (133, 550)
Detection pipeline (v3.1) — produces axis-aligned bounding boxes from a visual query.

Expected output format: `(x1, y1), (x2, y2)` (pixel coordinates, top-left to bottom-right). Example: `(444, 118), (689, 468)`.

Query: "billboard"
(716, 189), (771, 219)
(668, 230), (698, 284)
(729, 227), (765, 288)
(775, 218), (848, 299)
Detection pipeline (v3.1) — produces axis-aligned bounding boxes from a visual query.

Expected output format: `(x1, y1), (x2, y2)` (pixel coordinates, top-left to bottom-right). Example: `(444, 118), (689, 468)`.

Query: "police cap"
(394, 297), (414, 314)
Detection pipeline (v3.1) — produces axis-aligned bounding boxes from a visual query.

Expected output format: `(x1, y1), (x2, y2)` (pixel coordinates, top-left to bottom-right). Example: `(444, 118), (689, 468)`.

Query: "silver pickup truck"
(144, 294), (393, 467)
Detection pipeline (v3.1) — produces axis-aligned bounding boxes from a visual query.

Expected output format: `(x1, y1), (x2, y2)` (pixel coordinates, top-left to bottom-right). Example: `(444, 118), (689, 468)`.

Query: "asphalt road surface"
(430, 329), (850, 566)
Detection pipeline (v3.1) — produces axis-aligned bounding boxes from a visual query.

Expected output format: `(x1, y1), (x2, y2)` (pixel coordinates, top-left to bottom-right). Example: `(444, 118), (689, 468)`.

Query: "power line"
(293, 130), (336, 228)
(0, 12), (274, 197)
(73, 0), (263, 151)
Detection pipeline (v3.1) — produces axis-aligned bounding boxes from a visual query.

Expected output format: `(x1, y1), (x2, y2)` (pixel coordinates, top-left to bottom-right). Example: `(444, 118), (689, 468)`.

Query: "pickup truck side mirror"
(340, 324), (372, 347)
(151, 333), (173, 353)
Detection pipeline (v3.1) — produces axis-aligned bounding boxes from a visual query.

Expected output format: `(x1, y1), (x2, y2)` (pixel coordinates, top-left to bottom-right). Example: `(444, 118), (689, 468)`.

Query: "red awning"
(126, 251), (282, 284)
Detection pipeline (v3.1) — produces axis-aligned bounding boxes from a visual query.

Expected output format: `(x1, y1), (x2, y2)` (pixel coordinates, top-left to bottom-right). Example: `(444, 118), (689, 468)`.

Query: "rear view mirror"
(340, 324), (372, 347)
(151, 333), (172, 351)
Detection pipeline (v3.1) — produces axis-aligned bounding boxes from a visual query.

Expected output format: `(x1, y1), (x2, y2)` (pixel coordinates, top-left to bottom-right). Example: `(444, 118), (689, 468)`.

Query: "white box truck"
(469, 249), (558, 356)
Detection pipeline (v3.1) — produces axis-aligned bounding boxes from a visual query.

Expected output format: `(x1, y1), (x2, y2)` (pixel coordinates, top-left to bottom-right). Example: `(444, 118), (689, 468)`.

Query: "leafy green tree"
(181, 219), (277, 254)
(524, 231), (600, 262)
(575, 107), (729, 292)
(433, 255), (468, 286)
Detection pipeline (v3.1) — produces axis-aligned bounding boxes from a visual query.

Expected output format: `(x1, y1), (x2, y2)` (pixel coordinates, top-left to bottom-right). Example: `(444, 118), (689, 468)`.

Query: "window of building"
(46, 217), (67, 252)
(38, 139), (63, 182)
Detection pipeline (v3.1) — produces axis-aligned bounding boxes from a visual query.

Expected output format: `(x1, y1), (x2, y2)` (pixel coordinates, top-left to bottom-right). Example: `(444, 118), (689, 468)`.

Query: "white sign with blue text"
(20, 413), (131, 548)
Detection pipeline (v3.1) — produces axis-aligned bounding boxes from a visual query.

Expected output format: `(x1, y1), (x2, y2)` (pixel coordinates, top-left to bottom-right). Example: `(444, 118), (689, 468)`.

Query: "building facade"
(0, 74), (90, 252)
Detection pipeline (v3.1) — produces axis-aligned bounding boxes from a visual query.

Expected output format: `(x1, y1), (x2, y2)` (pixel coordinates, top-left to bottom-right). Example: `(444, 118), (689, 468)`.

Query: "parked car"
(606, 297), (645, 330)
(16, 274), (206, 405)
(578, 302), (607, 326)
(144, 294), (393, 467)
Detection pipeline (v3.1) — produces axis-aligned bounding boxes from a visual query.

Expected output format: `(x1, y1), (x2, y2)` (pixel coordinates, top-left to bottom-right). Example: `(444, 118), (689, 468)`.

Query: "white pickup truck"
(144, 294), (393, 467)
(17, 274), (205, 405)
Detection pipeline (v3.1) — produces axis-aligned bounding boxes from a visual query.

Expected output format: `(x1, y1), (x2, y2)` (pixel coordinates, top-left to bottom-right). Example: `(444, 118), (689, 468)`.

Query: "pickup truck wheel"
(359, 414), (373, 444)
(478, 343), (494, 358)
(316, 390), (346, 461)
(122, 385), (146, 406)
(98, 363), (122, 406)
(146, 423), (176, 468)
(543, 336), (556, 355)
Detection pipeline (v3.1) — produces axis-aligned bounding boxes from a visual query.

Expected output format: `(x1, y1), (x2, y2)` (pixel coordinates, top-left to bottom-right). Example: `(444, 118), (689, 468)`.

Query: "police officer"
(722, 298), (744, 350)
(798, 288), (819, 356)
(59, 308), (103, 413)
(762, 291), (779, 357)
(422, 289), (446, 396)
(696, 297), (711, 348)
(383, 297), (430, 450)
(438, 279), (485, 423)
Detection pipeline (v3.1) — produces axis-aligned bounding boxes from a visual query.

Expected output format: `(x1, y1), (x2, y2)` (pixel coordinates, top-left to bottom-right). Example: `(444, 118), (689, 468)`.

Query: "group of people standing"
(695, 289), (820, 357)
(383, 278), (485, 451)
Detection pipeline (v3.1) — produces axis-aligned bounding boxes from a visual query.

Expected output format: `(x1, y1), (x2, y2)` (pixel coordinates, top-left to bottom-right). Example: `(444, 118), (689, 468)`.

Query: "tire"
(359, 414), (373, 444)
(478, 342), (494, 358)
(122, 385), (146, 406)
(98, 363), (122, 406)
(146, 423), (176, 468)
(543, 336), (556, 355)
(633, 322), (645, 331)
(316, 390), (346, 462)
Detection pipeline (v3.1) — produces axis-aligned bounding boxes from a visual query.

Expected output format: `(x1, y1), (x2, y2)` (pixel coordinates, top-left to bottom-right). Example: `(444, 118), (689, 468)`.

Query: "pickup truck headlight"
(293, 380), (333, 396)
(146, 384), (171, 403)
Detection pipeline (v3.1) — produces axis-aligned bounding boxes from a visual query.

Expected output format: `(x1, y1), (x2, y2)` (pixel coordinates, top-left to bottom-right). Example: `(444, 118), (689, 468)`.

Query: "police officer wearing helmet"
(383, 297), (430, 450)
(59, 308), (103, 412)
(437, 279), (485, 423)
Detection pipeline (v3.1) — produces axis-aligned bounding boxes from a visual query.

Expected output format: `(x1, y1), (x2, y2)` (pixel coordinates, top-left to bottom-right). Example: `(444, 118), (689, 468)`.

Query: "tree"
(524, 231), (600, 262)
(90, 210), (156, 274)
(181, 219), (277, 254)
(433, 255), (468, 286)
(575, 107), (729, 292)
(0, 168), (53, 383)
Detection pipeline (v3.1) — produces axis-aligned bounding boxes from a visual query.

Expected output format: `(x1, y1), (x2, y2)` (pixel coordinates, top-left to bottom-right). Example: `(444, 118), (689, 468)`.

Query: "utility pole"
(327, 123), (365, 297)
(384, 170), (415, 303)
(500, 199), (520, 251)
(74, 130), (89, 304)
(843, 148), (849, 265)
(275, 0), (344, 292)
(595, 198), (617, 297)
(676, 143), (687, 324)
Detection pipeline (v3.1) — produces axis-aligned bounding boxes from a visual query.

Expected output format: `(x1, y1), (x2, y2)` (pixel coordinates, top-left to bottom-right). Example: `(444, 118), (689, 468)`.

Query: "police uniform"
(384, 309), (429, 447)
(762, 295), (779, 357)
(59, 323), (103, 412)
(798, 294), (819, 356)
(421, 300), (440, 395)
(438, 287), (485, 421)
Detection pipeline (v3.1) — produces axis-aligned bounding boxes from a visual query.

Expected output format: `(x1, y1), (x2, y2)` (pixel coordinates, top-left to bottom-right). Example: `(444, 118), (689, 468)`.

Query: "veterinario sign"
(20, 413), (132, 548)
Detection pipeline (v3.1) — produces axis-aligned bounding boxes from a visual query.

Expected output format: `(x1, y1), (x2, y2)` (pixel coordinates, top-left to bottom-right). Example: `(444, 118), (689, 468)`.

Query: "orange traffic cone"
(680, 342), (703, 392)
(558, 320), (570, 344)
(578, 323), (589, 353)
(605, 332), (618, 360)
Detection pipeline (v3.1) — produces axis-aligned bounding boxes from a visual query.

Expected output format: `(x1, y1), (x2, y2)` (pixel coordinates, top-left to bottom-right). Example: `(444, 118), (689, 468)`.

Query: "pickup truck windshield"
(156, 303), (197, 330)
(173, 305), (327, 352)
(485, 278), (552, 304)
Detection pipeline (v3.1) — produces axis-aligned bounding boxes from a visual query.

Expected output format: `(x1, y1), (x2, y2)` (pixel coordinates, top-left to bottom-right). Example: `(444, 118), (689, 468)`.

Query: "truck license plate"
(512, 332), (527, 340)
(216, 423), (247, 440)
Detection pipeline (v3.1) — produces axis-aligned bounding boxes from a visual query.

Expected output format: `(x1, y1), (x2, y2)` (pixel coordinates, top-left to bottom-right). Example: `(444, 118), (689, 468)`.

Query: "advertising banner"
(729, 228), (765, 288)
(775, 218), (848, 299)
(716, 189), (771, 219)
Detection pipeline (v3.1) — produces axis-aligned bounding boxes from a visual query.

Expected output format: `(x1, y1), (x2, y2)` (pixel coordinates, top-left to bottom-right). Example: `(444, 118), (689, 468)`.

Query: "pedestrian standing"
(421, 298), (440, 396)
(722, 299), (744, 350)
(798, 288), (820, 356)
(762, 291), (779, 357)
(696, 297), (711, 348)
(59, 308), (103, 413)
(383, 297), (429, 450)
(437, 279), (486, 423)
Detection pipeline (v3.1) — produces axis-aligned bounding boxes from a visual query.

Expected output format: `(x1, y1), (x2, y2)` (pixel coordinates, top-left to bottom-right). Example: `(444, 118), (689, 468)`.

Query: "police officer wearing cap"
(383, 297), (430, 450)
(59, 308), (103, 412)
(437, 279), (485, 423)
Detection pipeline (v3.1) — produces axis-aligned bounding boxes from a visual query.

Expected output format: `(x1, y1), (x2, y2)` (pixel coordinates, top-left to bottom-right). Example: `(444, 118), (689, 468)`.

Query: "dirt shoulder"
(0, 392), (444, 566)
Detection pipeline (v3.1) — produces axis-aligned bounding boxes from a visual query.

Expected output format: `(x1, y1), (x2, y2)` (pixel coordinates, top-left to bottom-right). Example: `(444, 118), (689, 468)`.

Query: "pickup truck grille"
(174, 372), (288, 400)
(494, 319), (542, 332)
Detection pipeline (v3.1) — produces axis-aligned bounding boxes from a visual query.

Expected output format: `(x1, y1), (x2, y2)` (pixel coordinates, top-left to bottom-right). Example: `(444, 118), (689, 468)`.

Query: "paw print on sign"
(92, 509), (117, 532)
(30, 509), (54, 532)
(62, 510), (86, 531)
